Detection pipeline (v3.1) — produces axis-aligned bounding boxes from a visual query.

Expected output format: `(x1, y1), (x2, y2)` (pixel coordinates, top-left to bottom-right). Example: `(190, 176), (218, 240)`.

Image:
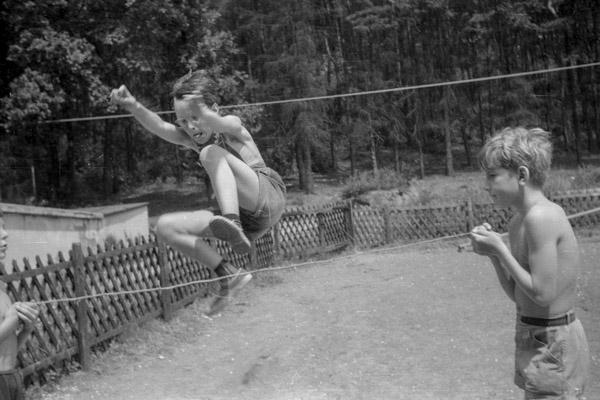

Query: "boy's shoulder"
(0, 289), (11, 302)
(0, 290), (12, 315)
(523, 199), (568, 230)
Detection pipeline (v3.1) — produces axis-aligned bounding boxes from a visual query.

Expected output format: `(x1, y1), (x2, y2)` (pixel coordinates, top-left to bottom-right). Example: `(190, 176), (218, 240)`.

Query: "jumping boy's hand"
(110, 85), (137, 109)
(469, 223), (505, 256)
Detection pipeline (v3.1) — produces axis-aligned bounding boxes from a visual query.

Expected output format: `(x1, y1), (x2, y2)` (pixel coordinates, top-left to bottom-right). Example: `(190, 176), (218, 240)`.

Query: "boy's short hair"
(170, 70), (219, 106)
(478, 127), (552, 187)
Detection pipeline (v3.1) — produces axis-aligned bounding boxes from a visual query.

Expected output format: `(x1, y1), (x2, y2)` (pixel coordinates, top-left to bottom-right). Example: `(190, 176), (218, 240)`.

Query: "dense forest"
(1, 0), (599, 206)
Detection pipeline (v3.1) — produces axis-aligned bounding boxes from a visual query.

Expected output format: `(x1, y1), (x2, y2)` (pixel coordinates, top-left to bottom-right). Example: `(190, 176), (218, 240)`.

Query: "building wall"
(0, 202), (149, 269)
(103, 209), (150, 245)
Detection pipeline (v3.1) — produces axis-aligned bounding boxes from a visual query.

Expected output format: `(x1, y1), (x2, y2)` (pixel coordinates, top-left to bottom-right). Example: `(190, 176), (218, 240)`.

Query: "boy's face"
(0, 217), (7, 261)
(173, 98), (219, 145)
(484, 167), (520, 207)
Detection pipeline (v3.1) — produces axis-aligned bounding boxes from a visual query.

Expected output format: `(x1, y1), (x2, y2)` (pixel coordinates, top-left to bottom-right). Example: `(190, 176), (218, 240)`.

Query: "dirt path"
(34, 243), (600, 400)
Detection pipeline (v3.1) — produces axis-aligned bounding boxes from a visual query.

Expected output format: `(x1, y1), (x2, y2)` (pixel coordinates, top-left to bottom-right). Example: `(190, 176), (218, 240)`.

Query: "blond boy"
(469, 127), (590, 399)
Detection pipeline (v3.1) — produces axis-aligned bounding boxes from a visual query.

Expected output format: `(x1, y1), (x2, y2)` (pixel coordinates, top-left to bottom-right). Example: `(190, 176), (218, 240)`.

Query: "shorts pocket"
(531, 329), (563, 365)
(520, 328), (566, 396)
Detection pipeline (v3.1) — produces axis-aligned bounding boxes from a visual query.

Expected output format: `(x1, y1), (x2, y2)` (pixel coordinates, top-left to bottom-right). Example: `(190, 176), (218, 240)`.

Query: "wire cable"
(40, 62), (600, 125)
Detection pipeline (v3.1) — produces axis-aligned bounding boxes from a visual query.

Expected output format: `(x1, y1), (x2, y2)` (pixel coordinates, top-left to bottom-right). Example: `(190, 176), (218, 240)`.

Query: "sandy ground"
(33, 241), (600, 400)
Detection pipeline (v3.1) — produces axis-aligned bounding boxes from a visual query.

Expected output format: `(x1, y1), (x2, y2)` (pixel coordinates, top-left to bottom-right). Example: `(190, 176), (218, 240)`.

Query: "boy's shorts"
(0, 369), (25, 400)
(239, 166), (286, 240)
(514, 312), (590, 399)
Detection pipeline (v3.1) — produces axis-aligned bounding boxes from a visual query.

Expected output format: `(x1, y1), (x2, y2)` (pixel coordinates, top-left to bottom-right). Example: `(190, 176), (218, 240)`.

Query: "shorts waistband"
(520, 311), (576, 327)
(0, 368), (19, 375)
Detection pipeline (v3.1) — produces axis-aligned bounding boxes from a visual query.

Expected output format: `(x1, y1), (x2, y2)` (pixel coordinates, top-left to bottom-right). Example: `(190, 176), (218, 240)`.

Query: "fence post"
(465, 198), (474, 232)
(345, 200), (355, 247)
(272, 223), (281, 263)
(383, 207), (392, 244)
(317, 212), (325, 255)
(71, 243), (90, 371)
(158, 240), (173, 322)
(250, 240), (258, 269)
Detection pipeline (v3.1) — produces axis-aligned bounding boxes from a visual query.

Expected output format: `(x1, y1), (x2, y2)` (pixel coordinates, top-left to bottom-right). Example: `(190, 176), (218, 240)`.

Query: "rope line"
(41, 62), (600, 124)
(30, 204), (600, 305)
(457, 204), (600, 251)
(35, 232), (471, 305)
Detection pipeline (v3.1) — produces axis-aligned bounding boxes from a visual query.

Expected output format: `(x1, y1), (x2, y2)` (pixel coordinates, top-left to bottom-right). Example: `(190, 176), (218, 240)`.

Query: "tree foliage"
(1, 0), (598, 204)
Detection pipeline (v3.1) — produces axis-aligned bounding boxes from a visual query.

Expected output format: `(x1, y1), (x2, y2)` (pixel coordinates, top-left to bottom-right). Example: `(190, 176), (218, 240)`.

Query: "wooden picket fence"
(2, 189), (600, 384)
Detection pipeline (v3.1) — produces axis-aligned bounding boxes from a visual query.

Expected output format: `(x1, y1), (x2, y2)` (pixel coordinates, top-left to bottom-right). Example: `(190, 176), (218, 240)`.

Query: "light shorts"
(239, 166), (286, 240)
(514, 314), (590, 399)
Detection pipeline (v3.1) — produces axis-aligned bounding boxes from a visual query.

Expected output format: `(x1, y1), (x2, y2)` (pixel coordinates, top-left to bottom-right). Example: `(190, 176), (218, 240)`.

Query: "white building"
(0, 202), (149, 269)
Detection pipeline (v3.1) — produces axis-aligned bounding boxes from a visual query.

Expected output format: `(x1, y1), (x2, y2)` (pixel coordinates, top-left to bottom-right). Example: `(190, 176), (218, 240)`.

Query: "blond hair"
(479, 127), (552, 187)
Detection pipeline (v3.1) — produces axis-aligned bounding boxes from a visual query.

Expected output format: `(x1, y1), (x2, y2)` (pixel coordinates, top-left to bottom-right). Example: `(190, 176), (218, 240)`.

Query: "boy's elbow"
(223, 115), (243, 134)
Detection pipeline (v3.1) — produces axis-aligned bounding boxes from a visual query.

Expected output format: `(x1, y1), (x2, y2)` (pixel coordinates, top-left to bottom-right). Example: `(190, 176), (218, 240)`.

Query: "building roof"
(0, 202), (148, 219)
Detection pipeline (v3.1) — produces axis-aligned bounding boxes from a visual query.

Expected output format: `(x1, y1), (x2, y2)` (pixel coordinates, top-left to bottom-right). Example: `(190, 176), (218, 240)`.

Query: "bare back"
(508, 200), (579, 317)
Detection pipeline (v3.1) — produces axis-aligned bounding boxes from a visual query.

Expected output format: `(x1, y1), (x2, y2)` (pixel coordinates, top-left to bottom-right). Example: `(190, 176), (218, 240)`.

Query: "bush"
(545, 166), (600, 195)
(341, 168), (408, 198)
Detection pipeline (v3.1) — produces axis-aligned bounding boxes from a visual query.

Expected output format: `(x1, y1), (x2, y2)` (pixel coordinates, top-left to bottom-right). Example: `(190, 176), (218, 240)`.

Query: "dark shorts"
(0, 369), (24, 400)
(239, 166), (286, 240)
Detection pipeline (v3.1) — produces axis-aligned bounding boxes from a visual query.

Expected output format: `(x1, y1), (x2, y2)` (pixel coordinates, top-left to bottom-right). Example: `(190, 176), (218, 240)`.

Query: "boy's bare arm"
(127, 102), (194, 147)
(495, 209), (559, 306)
(489, 255), (516, 302)
(0, 306), (19, 344)
(110, 85), (194, 148)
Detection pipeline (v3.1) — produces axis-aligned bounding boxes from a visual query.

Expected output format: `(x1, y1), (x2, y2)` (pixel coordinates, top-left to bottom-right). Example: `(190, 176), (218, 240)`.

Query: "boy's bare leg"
(155, 210), (253, 315)
(156, 210), (223, 266)
(199, 144), (260, 214)
(199, 145), (260, 253)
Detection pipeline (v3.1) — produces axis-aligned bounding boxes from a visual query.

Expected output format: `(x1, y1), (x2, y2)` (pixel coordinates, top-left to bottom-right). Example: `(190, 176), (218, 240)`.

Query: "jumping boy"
(0, 209), (40, 400)
(469, 127), (590, 399)
(110, 70), (286, 315)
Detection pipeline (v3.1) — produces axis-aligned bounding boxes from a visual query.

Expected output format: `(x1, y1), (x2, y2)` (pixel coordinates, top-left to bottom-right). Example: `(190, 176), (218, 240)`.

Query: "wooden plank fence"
(1, 189), (600, 384)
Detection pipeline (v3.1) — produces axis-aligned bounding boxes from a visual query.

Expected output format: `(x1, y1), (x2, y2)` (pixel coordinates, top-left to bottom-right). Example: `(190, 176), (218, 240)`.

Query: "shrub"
(341, 168), (408, 198)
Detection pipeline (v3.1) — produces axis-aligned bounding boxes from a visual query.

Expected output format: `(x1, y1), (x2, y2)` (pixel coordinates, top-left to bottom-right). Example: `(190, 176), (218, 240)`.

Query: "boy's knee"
(199, 144), (225, 167)
(155, 214), (176, 240)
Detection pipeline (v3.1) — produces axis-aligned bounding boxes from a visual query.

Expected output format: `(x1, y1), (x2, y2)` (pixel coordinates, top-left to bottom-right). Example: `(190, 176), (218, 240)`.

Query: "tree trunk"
(295, 129), (314, 194)
(560, 72), (570, 149)
(125, 121), (135, 175)
(478, 90), (486, 144)
(414, 94), (425, 180)
(175, 147), (182, 184)
(369, 128), (379, 187)
(443, 87), (454, 176)
(103, 121), (113, 198)
(461, 128), (472, 167)
(348, 117), (356, 176)
(566, 62), (582, 166)
(65, 126), (78, 204)
(393, 138), (400, 173)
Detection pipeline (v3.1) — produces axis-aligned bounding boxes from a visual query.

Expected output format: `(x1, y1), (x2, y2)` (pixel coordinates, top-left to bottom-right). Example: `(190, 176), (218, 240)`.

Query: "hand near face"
(469, 223), (505, 256)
